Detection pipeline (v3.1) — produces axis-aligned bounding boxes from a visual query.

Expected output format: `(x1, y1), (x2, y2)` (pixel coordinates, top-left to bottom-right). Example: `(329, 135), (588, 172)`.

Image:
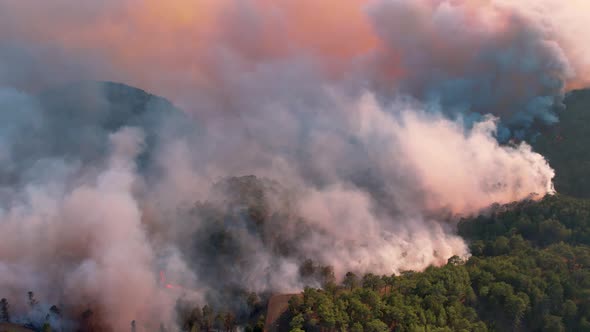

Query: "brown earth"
(264, 293), (301, 332)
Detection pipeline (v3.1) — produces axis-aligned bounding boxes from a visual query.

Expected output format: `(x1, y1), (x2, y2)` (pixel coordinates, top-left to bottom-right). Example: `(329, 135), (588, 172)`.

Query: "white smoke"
(0, 0), (574, 330)
(0, 126), (179, 330)
(0, 85), (556, 331)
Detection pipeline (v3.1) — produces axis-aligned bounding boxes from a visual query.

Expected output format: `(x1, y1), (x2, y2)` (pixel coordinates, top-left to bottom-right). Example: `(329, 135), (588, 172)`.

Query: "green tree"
(365, 319), (388, 332)
(343, 272), (359, 290)
(561, 300), (577, 322)
(539, 219), (571, 245)
(289, 313), (304, 331)
(362, 273), (385, 291)
(505, 294), (527, 327)
(542, 315), (564, 332)
(350, 322), (364, 332)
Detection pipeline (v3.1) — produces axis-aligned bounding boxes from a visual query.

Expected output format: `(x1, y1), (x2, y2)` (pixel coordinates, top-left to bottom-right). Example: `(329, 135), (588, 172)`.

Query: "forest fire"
(0, 0), (589, 330)
(159, 271), (183, 291)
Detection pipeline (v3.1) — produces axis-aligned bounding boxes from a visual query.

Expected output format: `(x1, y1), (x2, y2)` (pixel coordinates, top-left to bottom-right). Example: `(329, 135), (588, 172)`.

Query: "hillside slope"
(534, 89), (590, 198)
(0, 81), (187, 185)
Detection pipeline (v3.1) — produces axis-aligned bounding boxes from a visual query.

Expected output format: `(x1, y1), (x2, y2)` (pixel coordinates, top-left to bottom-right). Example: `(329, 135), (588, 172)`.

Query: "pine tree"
(0, 298), (10, 322)
(49, 305), (61, 318)
(27, 291), (38, 308)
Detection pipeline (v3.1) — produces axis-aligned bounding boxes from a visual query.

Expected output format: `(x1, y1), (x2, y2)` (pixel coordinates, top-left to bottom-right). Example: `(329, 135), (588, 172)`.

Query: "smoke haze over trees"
(0, 0), (589, 330)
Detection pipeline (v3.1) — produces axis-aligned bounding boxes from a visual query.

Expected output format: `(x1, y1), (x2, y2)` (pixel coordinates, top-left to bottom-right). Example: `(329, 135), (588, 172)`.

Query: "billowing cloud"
(0, 0), (579, 330)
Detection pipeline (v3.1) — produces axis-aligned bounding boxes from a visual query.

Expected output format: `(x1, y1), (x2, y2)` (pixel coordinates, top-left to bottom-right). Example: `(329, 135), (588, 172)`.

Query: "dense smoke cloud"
(0, 0), (582, 330)
(0, 85), (554, 330)
(366, 0), (572, 138)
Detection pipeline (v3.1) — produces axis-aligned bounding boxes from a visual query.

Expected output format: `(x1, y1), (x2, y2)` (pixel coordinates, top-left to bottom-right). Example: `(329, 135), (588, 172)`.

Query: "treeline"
(174, 260), (341, 332)
(175, 292), (266, 332)
(285, 194), (590, 331)
(0, 291), (57, 332)
(174, 304), (241, 332)
(458, 194), (590, 248)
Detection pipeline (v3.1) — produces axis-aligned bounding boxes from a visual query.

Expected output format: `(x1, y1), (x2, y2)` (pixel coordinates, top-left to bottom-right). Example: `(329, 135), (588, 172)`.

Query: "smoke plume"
(0, 0), (584, 330)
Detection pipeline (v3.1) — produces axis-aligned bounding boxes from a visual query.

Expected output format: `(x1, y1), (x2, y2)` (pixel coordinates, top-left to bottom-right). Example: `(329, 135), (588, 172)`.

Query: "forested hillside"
(174, 89), (590, 331)
(534, 89), (590, 198)
(177, 193), (590, 331)
(2, 87), (589, 332)
(281, 194), (590, 332)
(174, 190), (590, 331)
(275, 90), (590, 332)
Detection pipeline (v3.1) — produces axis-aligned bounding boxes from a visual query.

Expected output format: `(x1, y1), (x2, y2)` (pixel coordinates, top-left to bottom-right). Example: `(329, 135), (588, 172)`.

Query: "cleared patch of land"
(264, 293), (301, 332)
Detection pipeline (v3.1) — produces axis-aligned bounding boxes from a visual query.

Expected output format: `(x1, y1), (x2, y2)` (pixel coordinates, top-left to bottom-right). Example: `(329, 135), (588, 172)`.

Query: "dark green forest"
(534, 89), (590, 198)
(282, 194), (590, 332)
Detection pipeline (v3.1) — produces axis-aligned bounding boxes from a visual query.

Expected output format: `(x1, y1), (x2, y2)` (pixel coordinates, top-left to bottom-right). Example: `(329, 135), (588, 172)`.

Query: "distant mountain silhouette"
(1, 81), (187, 185)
